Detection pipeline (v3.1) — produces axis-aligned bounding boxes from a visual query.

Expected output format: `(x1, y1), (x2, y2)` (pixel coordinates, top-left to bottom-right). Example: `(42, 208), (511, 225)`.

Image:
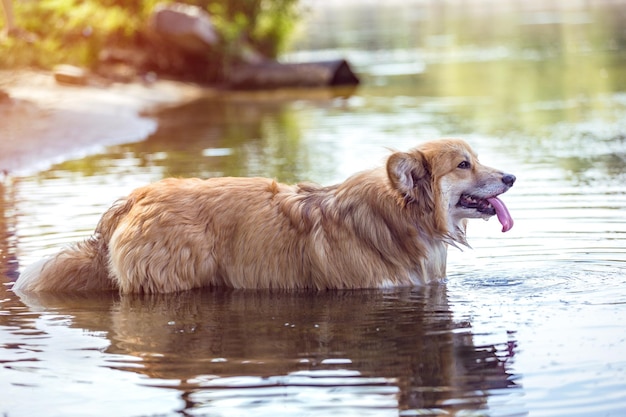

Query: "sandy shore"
(0, 70), (208, 176)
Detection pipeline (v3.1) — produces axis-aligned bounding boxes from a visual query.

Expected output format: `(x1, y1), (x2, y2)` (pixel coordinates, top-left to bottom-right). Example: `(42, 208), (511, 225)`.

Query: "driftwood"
(227, 59), (360, 90)
(95, 2), (360, 88)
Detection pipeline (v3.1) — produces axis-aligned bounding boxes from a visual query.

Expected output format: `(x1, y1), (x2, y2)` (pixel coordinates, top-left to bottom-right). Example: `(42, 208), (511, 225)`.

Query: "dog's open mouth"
(458, 194), (514, 232)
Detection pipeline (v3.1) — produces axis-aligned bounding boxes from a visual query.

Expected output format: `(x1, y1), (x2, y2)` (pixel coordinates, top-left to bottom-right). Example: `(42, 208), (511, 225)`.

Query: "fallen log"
(227, 59), (360, 90)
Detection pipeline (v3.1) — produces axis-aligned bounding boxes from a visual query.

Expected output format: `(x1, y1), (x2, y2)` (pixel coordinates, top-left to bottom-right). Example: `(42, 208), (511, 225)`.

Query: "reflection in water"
(13, 287), (517, 416)
(47, 90), (357, 184)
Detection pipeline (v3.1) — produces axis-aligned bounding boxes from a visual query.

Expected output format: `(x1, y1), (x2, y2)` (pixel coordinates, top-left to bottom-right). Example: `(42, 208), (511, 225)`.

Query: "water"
(2, 1), (626, 416)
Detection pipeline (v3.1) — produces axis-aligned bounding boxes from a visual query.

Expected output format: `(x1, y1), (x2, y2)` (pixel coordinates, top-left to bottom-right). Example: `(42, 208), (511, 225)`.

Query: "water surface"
(2, 1), (626, 416)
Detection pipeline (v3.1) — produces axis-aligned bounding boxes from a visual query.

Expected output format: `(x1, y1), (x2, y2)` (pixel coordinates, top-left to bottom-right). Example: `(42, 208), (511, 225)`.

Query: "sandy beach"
(0, 70), (207, 176)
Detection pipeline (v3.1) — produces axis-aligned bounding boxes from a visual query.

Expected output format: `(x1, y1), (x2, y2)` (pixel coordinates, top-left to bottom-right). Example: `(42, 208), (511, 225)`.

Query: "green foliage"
(205, 0), (300, 57)
(0, 0), (301, 71)
(1, 0), (153, 68)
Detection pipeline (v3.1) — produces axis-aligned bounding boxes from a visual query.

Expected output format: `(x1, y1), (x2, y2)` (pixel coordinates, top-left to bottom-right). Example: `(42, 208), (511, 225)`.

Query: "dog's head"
(387, 138), (515, 245)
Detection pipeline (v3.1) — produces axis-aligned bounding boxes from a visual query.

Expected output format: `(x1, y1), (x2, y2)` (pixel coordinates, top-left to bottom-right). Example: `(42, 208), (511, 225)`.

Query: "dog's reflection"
(16, 285), (517, 413)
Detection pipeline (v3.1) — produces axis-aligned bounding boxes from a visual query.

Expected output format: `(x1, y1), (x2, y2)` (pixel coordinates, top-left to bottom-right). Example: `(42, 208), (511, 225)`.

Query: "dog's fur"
(14, 139), (514, 293)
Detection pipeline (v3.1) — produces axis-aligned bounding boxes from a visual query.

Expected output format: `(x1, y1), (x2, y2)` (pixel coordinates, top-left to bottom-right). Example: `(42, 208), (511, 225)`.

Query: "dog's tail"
(13, 196), (135, 293)
(13, 237), (116, 292)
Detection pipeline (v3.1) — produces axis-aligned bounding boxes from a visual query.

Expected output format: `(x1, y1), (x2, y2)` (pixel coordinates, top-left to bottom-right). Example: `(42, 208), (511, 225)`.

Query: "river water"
(2, 1), (626, 416)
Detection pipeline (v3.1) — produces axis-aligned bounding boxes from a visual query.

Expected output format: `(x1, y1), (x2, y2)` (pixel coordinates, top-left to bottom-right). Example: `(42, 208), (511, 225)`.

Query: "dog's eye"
(457, 161), (471, 169)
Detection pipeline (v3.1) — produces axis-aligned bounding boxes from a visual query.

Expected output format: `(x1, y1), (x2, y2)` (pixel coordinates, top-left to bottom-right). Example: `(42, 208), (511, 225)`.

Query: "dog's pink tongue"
(487, 197), (514, 232)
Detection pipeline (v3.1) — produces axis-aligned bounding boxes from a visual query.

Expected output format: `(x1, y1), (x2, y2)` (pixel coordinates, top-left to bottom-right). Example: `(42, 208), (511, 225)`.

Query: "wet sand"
(0, 70), (207, 176)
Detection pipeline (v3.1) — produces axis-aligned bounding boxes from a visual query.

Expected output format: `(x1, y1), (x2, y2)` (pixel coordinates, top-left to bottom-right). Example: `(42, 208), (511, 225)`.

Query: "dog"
(14, 138), (515, 293)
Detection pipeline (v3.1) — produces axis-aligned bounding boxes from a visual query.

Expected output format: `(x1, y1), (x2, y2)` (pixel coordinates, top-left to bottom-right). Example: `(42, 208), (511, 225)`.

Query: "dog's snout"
(501, 174), (516, 187)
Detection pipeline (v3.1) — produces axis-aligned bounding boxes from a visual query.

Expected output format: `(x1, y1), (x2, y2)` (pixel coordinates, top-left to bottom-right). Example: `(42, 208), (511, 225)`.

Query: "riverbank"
(0, 70), (209, 177)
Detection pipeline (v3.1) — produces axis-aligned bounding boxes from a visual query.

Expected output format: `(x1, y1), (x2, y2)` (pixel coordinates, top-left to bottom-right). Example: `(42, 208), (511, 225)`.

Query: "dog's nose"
(502, 174), (516, 187)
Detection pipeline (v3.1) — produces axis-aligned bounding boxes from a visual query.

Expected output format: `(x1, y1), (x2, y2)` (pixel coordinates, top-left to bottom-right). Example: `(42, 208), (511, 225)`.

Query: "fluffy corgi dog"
(14, 139), (515, 293)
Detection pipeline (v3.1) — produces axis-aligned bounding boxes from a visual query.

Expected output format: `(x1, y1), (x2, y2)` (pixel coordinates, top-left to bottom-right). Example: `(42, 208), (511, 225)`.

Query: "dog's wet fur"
(14, 139), (515, 293)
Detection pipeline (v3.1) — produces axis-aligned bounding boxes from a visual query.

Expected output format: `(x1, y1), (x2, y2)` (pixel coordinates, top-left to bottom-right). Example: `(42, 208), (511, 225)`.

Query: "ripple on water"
(176, 370), (400, 417)
(448, 250), (626, 417)
(449, 260), (626, 305)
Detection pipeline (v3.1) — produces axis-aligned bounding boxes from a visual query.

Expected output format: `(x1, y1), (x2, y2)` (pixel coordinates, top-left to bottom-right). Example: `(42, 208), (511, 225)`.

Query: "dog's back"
(109, 174), (444, 292)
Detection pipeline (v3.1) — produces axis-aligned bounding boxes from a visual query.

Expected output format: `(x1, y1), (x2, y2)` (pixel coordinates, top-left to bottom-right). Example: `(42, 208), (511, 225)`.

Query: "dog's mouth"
(458, 194), (514, 232)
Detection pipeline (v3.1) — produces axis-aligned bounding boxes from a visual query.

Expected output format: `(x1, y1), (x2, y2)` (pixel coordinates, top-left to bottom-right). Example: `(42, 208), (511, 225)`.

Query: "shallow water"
(2, 1), (626, 416)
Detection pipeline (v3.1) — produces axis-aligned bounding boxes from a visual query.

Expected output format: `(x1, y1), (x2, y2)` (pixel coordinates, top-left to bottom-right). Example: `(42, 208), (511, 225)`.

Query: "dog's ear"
(386, 151), (429, 195)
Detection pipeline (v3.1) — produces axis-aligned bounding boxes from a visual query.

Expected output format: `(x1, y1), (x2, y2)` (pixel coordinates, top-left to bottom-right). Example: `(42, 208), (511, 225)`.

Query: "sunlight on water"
(2, 1), (626, 416)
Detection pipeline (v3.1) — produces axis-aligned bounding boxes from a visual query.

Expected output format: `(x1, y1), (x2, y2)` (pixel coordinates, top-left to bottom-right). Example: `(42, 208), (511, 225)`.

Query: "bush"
(1, 0), (301, 73)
